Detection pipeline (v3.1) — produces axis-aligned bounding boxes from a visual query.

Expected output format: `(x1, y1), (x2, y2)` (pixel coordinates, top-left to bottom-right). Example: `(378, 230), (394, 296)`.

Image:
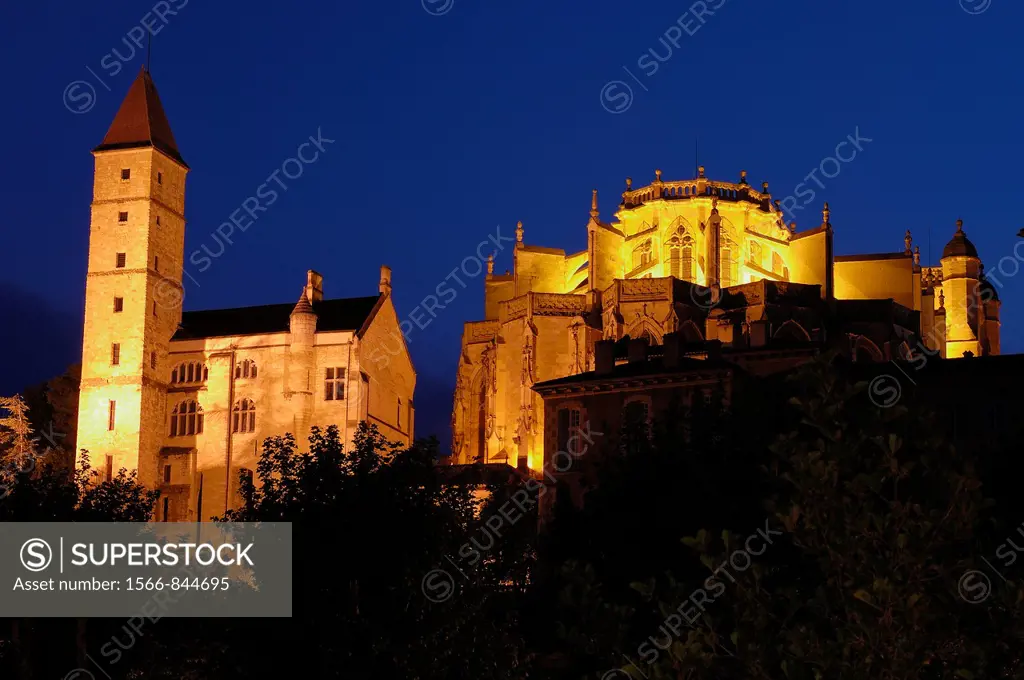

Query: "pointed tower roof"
(94, 67), (187, 168)
(942, 219), (978, 259)
(291, 291), (316, 316)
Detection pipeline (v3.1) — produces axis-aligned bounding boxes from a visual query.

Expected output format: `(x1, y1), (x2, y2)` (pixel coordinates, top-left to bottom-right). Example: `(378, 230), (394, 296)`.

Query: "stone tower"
(940, 219), (982, 359)
(76, 67), (188, 487)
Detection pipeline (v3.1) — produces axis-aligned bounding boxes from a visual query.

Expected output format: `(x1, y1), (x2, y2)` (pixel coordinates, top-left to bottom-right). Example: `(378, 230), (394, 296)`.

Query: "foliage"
(0, 395), (34, 462)
(124, 423), (533, 679)
(624, 354), (1024, 679)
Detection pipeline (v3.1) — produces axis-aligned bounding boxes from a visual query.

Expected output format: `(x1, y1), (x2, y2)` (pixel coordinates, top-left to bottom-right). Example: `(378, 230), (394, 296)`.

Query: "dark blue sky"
(1, 0), (1021, 440)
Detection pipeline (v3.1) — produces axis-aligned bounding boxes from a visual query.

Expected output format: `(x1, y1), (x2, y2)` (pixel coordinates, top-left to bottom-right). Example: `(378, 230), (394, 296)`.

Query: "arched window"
(232, 399), (256, 434)
(235, 359), (257, 379)
(749, 241), (763, 267)
(632, 240), (653, 271)
(170, 361), (207, 385)
(667, 233), (694, 282)
(170, 400), (204, 437)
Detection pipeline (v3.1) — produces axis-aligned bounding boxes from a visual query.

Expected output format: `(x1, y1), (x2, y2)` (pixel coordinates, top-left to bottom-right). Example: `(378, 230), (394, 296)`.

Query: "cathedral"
(451, 168), (1001, 472)
(75, 69), (416, 521)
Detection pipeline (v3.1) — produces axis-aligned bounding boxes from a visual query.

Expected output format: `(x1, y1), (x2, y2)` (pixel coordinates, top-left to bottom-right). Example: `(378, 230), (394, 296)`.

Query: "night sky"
(1, 0), (1021, 442)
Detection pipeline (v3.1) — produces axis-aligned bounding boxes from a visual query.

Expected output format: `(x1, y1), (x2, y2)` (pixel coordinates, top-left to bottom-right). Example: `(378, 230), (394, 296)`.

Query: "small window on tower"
(152, 301), (157, 317)
(107, 403), (116, 433)
(111, 343), (120, 366)
(116, 253), (126, 268)
(397, 398), (402, 429)
(157, 172), (163, 185)
(121, 169), (130, 181)
(163, 465), (171, 483)
(150, 351), (157, 369)
(154, 256), (159, 272)
(106, 455), (114, 481)
(113, 297), (124, 313)
(118, 212), (128, 223)
(156, 216), (161, 226)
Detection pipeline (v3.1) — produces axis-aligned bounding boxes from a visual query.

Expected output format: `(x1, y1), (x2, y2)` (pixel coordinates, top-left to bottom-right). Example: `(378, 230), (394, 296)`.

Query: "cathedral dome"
(942, 220), (978, 259)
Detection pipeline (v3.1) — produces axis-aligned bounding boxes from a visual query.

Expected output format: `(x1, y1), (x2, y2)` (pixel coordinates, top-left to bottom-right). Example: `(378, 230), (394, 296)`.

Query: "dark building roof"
(942, 220), (978, 259)
(533, 354), (733, 391)
(172, 295), (382, 340)
(94, 67), (187, 168)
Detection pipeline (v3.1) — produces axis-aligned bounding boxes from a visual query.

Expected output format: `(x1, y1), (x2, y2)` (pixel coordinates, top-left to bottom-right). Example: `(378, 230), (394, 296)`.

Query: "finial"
(789, 221), (797, 233)
(739, 170), (748, 185)
(762, 181), (769, 193)
(625, 177), (632, 190)
(914, 245), (921, 266)
(487, 252), (494, 275)
(590, 189), (599, 219)
(956, 218), (964, 233)
(774, 199), (781, 212)
(939, 288), (945, 308)
(822, 202), (831, 225)
(711, 197), (719, 212)
(516, 220), (523, 243)
(904, 229), (912, 255)
(655, 169), (662, 182)
(698, 165), (705, 179)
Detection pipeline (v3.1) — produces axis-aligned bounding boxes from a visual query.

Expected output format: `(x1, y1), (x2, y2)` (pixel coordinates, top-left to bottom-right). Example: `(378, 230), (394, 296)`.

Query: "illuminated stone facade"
(452, 168), (1001, 472)
(76, 69), (416, 521)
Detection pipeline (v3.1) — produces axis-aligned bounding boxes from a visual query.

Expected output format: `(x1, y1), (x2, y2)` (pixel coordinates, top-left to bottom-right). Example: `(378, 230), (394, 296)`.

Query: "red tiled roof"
(94, 67), (186, 168)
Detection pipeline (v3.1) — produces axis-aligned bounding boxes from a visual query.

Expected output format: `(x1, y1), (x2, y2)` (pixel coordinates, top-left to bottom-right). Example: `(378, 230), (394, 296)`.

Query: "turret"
(940, 219), (982, 358)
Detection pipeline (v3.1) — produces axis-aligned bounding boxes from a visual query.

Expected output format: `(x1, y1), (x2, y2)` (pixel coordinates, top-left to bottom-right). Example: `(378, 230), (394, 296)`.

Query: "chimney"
(749, 320), (768, 348)
(379, 265), (392, 295)
(663, 331), (681, 369)
(628, 337), (648, 364)
(305, 270), (324, 304)
(595, 339), (615, 375)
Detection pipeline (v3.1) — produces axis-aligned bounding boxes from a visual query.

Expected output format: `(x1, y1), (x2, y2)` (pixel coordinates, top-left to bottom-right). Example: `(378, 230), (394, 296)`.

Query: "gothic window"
(632, 240), (653, 270)
(749, 241), (763, 267)
(325, 367), (345, 400)
(232, 399), (256, 434)
(772, 251), (784, 275)
(235, 359), (257, 380)
(667, 233), (694, 282)
(170, 400), (204, 437)
(171, 361), (208, 385)
(721, 246), (734, 287)
(556, 407), (582, 454)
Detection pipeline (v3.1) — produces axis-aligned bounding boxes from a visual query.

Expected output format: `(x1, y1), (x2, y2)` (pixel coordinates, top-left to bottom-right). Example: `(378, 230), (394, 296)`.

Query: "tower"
(940, 219), (982, 358)
(76, 68), (188, 487)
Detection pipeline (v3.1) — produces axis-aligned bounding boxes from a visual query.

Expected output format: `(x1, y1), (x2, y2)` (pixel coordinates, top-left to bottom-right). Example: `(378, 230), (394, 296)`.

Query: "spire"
(486, 252), (494, 275)
(94, 67), (186, 168)
(590, 189), (599, 219)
